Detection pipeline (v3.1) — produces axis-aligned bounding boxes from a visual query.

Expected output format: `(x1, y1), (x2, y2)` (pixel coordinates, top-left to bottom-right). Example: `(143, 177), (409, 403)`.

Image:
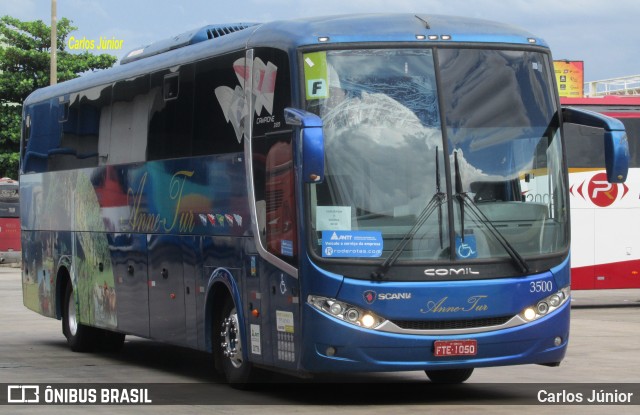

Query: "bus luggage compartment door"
(147, 234), (188, 345)
(109, 233), (149, 337)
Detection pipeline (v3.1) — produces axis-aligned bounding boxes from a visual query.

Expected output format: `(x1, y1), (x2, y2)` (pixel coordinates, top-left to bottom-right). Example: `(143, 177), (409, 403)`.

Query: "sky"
(1, 0), (638, 85)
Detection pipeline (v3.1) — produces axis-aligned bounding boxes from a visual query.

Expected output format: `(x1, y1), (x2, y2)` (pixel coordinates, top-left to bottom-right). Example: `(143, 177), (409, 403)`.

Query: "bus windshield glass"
(304, 48), (568, 265)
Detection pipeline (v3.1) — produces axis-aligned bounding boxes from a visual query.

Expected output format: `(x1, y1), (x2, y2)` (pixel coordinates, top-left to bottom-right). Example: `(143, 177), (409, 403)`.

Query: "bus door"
(250, 132), (300, 368)
(109, 233), (150, 336)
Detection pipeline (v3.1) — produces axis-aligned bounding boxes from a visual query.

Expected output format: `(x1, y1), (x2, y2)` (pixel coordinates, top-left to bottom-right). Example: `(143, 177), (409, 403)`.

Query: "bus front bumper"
(300, 300), (569, 373)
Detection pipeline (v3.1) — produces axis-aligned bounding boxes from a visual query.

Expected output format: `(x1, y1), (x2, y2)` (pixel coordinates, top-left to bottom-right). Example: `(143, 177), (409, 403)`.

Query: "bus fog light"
(537, 302), (549, 315)
(326, 346), (336, 356)
(554, 337), (562, 347)
(523, 307), (536, 321)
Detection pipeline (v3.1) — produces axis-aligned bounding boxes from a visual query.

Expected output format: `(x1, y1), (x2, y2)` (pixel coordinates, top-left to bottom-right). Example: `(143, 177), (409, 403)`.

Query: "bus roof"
(25, 13), (546, 106)
(246, 13), (545, 49)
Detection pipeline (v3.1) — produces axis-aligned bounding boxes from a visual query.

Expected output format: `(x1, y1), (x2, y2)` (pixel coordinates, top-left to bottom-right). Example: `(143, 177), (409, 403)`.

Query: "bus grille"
(391, 316), (512, 331)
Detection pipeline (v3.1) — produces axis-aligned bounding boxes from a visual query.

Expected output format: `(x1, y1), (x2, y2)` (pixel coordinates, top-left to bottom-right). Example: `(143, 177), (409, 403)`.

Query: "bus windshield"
(305, 48), (568, 266)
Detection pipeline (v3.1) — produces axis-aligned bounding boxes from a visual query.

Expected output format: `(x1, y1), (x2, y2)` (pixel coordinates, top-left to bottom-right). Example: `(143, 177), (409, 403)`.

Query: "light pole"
(50, 0), (57, 85)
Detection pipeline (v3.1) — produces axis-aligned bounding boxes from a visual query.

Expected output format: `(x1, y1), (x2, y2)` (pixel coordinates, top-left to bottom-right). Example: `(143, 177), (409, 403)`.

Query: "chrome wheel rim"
(67, 290), (78, 336)
(221, 307), (243, 369)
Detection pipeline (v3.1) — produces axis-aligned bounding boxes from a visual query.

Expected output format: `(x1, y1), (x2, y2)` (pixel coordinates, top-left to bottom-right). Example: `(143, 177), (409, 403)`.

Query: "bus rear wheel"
(95, 329), (125, 353)
(425, 368), (474, 384)
(62, 283), (96, 352)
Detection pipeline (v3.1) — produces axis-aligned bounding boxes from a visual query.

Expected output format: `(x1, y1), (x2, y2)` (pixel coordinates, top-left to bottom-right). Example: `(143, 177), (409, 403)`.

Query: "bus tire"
(62, 283), (96, 352)
(96, 329), (125, 353)
(425, 368), (474, 384)
(217, 296), (255, 387)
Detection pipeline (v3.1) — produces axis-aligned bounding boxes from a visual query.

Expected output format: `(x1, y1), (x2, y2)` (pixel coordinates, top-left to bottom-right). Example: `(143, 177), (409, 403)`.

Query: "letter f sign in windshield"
(307, 79), (327, 98)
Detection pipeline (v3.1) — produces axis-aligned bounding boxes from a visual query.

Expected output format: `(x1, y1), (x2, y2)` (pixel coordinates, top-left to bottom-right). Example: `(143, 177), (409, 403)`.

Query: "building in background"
(584, 75), (640, 97)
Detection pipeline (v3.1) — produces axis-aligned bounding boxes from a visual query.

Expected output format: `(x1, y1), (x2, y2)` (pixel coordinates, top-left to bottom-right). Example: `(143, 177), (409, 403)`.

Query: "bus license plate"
(434, 340), (477, 357)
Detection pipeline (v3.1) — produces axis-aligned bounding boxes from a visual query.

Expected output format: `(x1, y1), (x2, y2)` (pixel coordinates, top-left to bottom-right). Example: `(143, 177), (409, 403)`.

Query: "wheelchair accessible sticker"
(455, 234), (478, 259)
(322, 231), (383, 258)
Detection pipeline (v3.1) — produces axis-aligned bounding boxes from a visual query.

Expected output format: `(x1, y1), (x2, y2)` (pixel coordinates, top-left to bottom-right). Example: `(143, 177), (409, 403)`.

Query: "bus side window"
(193, 53), (246, 156)
(250, 48), (295, 263)
(56, 86), (108, 171)
(148, 65), (195, 160)
(253, 134), (297, 264)
(109, 74), (150, 165)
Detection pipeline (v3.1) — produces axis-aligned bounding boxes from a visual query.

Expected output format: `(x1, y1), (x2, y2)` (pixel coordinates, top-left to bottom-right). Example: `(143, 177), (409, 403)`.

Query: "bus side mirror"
(284, 108), (325, 183)
(562, 107), (629, 183)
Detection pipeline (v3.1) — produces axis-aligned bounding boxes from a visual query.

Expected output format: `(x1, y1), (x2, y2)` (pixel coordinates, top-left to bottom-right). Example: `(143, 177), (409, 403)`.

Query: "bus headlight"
(519, 287), (570, 322)
(308, 295), (385, 329)
(329, 302), (343, 315)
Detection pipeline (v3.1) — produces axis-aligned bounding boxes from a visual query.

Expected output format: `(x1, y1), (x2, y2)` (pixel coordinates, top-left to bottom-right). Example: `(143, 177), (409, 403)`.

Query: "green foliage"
(0, 15), (117, 179)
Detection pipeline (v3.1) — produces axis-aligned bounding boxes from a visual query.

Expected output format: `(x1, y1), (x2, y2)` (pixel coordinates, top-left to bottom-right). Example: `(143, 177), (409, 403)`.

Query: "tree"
(0, 16), (117, 179)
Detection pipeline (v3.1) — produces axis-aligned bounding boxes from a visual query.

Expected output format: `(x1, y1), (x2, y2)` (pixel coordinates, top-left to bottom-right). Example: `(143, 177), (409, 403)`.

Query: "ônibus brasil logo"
(570, 172), (629, 207)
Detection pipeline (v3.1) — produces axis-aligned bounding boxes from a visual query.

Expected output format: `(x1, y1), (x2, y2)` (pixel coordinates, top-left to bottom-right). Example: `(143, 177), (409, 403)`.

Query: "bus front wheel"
(218, 296), (254, 386)
(62, 283), (96, 352)
(425, 368), (474, 383)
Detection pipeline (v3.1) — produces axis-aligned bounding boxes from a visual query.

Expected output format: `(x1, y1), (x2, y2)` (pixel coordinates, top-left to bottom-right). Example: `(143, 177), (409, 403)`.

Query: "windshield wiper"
(453, 151), (529, 274)
(372, 148), (446, 279)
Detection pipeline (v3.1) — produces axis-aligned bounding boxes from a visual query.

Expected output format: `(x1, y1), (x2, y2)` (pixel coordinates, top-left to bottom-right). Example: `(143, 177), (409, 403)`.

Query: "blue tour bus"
(20, 14), (628, 385)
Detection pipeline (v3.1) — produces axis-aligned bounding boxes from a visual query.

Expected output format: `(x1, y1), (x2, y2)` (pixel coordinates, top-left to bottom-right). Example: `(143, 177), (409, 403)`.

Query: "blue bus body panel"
(335, 271), (561, 321)
(19, 157), (249, 235)
(301, 301), (568, 372)
(298, 257), (570, 372)
(20, 156), (250, 347)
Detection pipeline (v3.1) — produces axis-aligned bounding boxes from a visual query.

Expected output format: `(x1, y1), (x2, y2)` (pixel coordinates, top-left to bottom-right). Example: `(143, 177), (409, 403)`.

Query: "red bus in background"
(562, 96), (640, 289)
(0, 177), (20, 264)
